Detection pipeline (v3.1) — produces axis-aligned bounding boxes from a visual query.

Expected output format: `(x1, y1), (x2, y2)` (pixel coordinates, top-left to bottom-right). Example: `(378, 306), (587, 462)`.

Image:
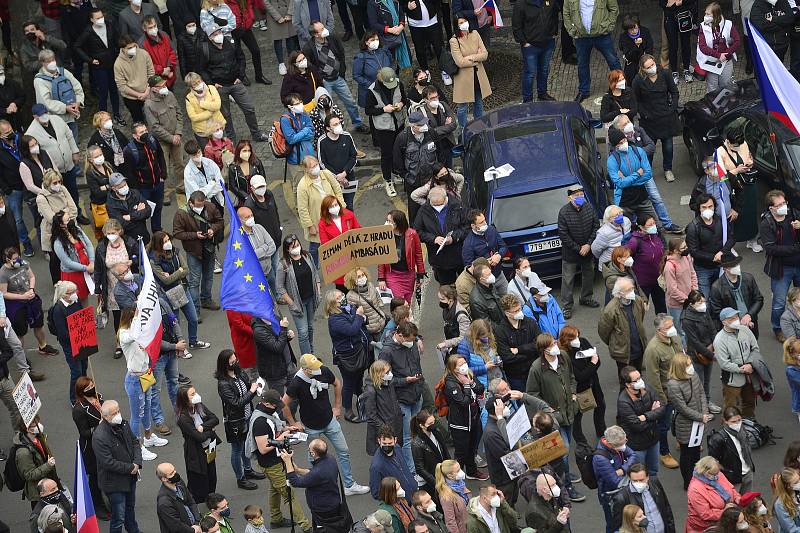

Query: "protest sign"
(505, 407), (532, 448)
(500, 430), (568, 478)
(319, 226), (399, 283)
(67, 306), (99, 359)
(13, 373), (41, 427)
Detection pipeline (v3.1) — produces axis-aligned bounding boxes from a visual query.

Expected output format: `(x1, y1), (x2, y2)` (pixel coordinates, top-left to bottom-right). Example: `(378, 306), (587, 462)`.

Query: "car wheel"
(684, 129), (705, 176)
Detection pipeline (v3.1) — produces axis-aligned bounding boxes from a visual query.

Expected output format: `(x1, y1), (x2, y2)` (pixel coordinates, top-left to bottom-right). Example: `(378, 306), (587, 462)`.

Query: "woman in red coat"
(378, 209), (425, 304)
(225, 310), (257, 378)
(318, 194), (361, 292)
(686, 456), (741, 533)
(226, 0), (270, 84)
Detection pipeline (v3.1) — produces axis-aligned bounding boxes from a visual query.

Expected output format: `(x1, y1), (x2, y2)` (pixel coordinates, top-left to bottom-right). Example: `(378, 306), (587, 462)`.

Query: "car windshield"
(784, 139), (800, 178)
(491, 185), (574, 233)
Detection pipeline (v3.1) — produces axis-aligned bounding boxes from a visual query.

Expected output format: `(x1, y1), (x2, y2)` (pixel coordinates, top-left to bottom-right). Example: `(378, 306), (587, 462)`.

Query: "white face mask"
(632, 378), (645, 390)
(701, 208), (715, 220)
(548, 345), (560, 357)
(758, 504), (768, 516)
(50, 184), (61, 193)
(625, 291), (637, 302)
(512, 311), (524, 321)
(396, 488), (406, 498)
(401, 340), (414, 349)
(425, 503), (436, 513)
(417, 124), (429, 133)
(704, 14), (714, 24)
(297, 59), (308, 70)
(432, 203), (446, 212)
(356, 276), (367, 287)
(94, 17), (106, 27)
(539, 294), (550, 303)
(329, 205), (341, 216)
(737, 522), (749, 531)
(631, 481), (648, 493)
(193, 83), (206, 95)
(186, 24), (197, 35)
(368, 40), (380, 50)
(310, 166), (321, 177)
(147, 27), (159, 37)
(457, 363), (469, 375)
(37, 114), (50, 124)
(103, 119), (113, 130)
(617, 141), (629, 152)
(503, 406), (511, 418)
(93, 155), (105, 166)
(776, 204), (789, 217)
(212, 129), (224, 140)
(126, 47), (137, 58)
(123, 271), (134, 281)
(0, 207), (6, 216)
(570, 338), (581, 348)
(727, 319), (741, 329)
(484, 274), (496, 285)
(158, 87), (169, 96)
(29, 144), (40, 155)
(46, 60), (58, 72)
(645, 66), (657, 76)
(110, 413), (123, 425)
(458, 22), (470, 31)
(728, 421), (742, 432)
(728, 265), (742, 276)
(694, 302), (707, 313)
(192, 206), (204, 215)
(665, 326), (678, 337)
(489, 495), (501, 508)
(332, 125), (344, 135)
(117, 185), (129, 197)
(163, 241), (173, 251)
(453, 470), (466, 481)
(623, 256), (634, 267)
(320, 28), (330, 38)
(623, 122), (635, 134)
(547, 484), (560, 498)
(427, 99), (439, 110)
(254, 186), (267, 196)
(212, 33), (225, 44)
(69, 293), (78, 303)
(106, 233), (120, 243)
(311, 368), (322, 376)
(686, 365), (695, 376)
(190, 393), (202, 405)
(289, 246), (302, 257)
(616, 80), (626, 90)
(383, 371), (393, 382)
(244, 217), (256, 228)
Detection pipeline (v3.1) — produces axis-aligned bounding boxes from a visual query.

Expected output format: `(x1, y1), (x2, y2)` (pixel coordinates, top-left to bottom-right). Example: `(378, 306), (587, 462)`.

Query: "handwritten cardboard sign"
(500, 430), (568, 479)
(67, 306), (98, 359)
(13, 372), (41, 427)
(318, 226), (399, 283)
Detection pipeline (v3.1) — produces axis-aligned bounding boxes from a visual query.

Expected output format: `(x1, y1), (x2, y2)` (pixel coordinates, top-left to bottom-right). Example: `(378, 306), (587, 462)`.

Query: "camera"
(268, 436), (302, 451)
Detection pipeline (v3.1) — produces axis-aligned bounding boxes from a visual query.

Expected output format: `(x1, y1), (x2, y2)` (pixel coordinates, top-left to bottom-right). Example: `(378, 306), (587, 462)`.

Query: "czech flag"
(746, 19), (800, 134)
(481, 0), (504, 28)
(134, 238), (163, 366)
(74, 441), (100, 533)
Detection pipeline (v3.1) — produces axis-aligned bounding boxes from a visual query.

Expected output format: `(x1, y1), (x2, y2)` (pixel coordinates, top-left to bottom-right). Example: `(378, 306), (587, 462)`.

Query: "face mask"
(665, 326), (678, 337)
(186, 24), (197, 35)
(427, 99), (440, 110)
(613, 214), (624, 225)
(111, 413), (123, 425)
(704, 14), (713, 24)
(639, 518), (650, 529)
(573, 195), (586, 207)
(123, 271), (134, 281)
(616, 80), (626, 90)
(126, 47), (137, 57)
(41, 491), (62, 505)
(94, 17), (106, 27)
(46, 61), (58, 72)
(728, 265), (742, 276)
(190, 393), (202, 405)
(37, 114), (50, 124)
(728, 319), (741, 329)
(329, 205), (341, 216)
(396, 488), (406, 498)
(193, 83), (206, 95)
(50, 184), (61, 193)
(383, 371), (393, 381)
(212, 129), (224, 140)
(728, 421), (742, 432)
(356, 276), (367, 288)
(701, 208), (714, 220)
(297, 59), (308, 69)
(503, 406), (512, 418)
(29, 424), (41, 434)
(163, 241), (173, 251)
(617, 141), (629, 152)
(622, 256), (635, 268)
(489, 495), (501, 508)
(694, 302), (707, 313)
(513, 311), (524, 320)
(432, 203), (446, 212)
(103, 119), (113, 130)
(244, 217), (256, 228)
(457, 363), (469, 375)
(0, 207), (5, 216)
(417, 124), (429, 133)
(331, 124), (344, 135)
(776, 204), (789, 217)
(632, 378), (645, 390)
(425, 503), (436, 513)
(117, 185), (129, 197)
(310, 166), (321, 177)
(191, 205), (204, 215)
(453, 470), (466, 481)
(368, 40), (380, 50)
(311, 368), (322, 376)
(459, 22), (470, 31)
(92, 154), (105, 166)
(548, 484), (561, 498)
(254, 186), (267, 197)
(479, 336), (489, 344)
(482, 273), (495, 286)
(107, 233), (119, 243)
(645, 66), (657, 76)
(289, 246), (302, 257)
(645, 225), (658, 235)
(147, 27), (159, 37)
(758, 504), (768, 516)
(220, 508), (231, 518)
(623, 122), (635, 134)
(737, 522), (749, 531)
(158, 87), (169, 96)
(569, 338), (581, 348)
(168, 472), (181, 485)
(212, 33), (225, 44)
(381, 444), (395, 456)
(402, 340), (415, 349)
(320, 28), (330, 38)
(686, 365), (695, 376)
(631, 481), (648, 493)
(548, 345), (560, 357)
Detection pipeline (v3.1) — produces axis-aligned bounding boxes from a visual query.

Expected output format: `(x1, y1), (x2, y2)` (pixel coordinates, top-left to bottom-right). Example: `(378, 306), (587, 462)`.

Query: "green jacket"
(525, 352), (577, 427)
(378, 501), (415, 533)
(598, 297), (648, 364)
(13, 432), (58, 502)
(643, 334), (683, 404)
(563, 0), (619, 38)
(203, 513), (235, 533)
(465, 496), (519, 533)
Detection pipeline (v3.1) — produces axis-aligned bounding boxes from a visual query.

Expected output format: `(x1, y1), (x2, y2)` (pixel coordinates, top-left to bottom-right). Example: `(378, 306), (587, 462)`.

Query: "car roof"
(465, 102), (587, 197)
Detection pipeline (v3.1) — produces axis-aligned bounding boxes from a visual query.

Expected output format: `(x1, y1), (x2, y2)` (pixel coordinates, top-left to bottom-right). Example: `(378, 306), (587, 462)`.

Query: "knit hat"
(608, 127), (626, 148)
(109, 172), (126, 187)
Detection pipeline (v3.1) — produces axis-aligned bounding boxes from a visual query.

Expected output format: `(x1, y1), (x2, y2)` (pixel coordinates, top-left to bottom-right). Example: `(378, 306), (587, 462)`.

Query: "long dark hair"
(784, 440), (800, 470)
(683, 289), (705, 309)
(50, 210), (81, 251)
(175, 385), (204, 417)
(150, 230), (171, 258)
(213, 349), (236, 380)
(282, 234), (307, 262)
(19, 135), (39, 160)
(388, 210), (408, 234)
(410, 409), (433, 439)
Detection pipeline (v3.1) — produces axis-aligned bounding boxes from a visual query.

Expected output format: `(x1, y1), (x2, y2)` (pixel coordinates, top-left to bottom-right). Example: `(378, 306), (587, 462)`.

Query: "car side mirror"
(705, 127), (722, 144)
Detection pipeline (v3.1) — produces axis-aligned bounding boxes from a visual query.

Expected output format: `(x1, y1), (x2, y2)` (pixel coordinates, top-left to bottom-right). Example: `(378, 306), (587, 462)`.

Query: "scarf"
(295, 368), (329, 399)
(446, 479), (470, 505)
(692, 473), (731, 502)
(393, 500), (415, 530)
(382, 0), (411, 68)
(99, 128), (123, 157)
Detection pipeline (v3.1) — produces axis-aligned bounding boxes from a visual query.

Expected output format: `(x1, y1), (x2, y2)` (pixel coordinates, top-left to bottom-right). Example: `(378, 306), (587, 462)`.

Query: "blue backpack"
(35, 67), (77, 105)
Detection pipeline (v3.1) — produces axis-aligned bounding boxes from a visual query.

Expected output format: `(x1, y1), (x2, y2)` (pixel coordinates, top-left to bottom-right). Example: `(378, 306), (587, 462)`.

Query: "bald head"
(156, 462), (180, 485)
(309, 438), (327, 459)
(37, 478), (58, 497)
(535, 473), (558, 499)
(237, 206), (253, 223)
(100, 400), (120, 421)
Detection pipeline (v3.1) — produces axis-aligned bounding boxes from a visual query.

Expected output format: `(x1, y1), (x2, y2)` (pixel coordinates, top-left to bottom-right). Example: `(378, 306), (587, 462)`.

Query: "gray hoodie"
(713, 326), (760, 388)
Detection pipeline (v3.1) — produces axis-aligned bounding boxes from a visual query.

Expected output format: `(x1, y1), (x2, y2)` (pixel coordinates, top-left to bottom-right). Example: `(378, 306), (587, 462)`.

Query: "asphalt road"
(0, 131), (796, 532)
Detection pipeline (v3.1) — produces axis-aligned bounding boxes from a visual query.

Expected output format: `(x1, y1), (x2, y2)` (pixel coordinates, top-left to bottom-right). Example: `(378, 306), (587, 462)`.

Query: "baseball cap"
(31, 103), (48, 117)
(250, 175), (267, 189)
(109, 172), (126, 187)
(148, 75), (165, 87)
(299, 354), (323, 370)
(719, 307), (739, 321)
(259, 388), (284, 408)
(377, 67), (398, 89)
(408, 111), (428, 126)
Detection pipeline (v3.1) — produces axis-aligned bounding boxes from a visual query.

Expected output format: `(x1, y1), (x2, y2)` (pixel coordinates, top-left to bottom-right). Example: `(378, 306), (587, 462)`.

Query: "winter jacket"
(524, 491), (569, 533)
(217, 369), (256, 443)
(33, 66), (85, 125)
(444, 372), (484, 431)
(92, 419), (142, 494)
(25, 115), (78, 174)
(616, 385), (665, 451)
(168, 0), (202, 31)
(462, 226), (508, 277)
(362, 379), (404, 455)
(353, 47), (395, 107)
(172, 202), (224, 259)
(411, 426), (450, 489)
(563, 0), (619, 38)
(292, 0), (335, 45)
(592, 218), (632, 270)
(196, 38), (246, 86)
(493, 314), (540, 382)
(632, 69), (680, 141)
(328, 306), (370, 361)
(0, 78), (26, 131)
(242, 224), (277, 275)
(665, 375), (707, 445)
(599, 89), (638, 124)
(598, 297), (648, 364)
(75, 21), (120, 70)
(87, 128), (129, 171)
(176, 406), (221, 475)
(139, 31), (177, 87)
(393, 128), (440, 190)
(708, 272), (764, 332)
(566, 337), (601, 393)
(86, 164), (112, 205)
(611, 479), (675, 533)
(643, 335), (683, 404)
(113, 47), (156, 99)
(347, 284), (388, 336)
(685, 214), (736, 269)
(750, 0), (794, 51)
(625, 230), (664, 288)
(592, 439), (636, 496)
(123, 136), (167, 189)
(442, 493), (469, 533)
(419, 102), (458, 157)
(185, 85), (226, 138)
(707, 424), (754, 485)
(602, 261), (643, 296)
(525, 352), (577, 427)
(760, 208), (800, 279)
(253, 320), (296, 382)
(522, 297), (565, 338)
(607, 147), (652, 207)
(414, 200), (469, 269)
(512, 0), (559, 47)
(12, 432), (58, 502)
(379, 338), (424, 405)
(714, 326), (760, 388)
(465, 497), (518, 533)
(682, 306), (716, 365)
(470, 282), (504, 324)
(619, 25), (654, 81)
(143, 90), (184, 143)
(276, 254), (321, 317)
(664, 255), (698, 308)
(156, 481), (199, 533)
(184, 156), (224, 206)
(557, 201), (599, 263)
(106, 188), (152, 244)
(279, 67), (322, 106)
(686, 472), (741, 533)
(369, 445), (417, 500)
(36, 188), (78, 252)
(177, 30), (200, 77)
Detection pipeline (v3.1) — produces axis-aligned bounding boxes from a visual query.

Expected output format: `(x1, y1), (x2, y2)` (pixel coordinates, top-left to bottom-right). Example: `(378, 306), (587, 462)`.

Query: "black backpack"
(3, 444), (27, 492)
(688, 174), (709, 213)
(742, 418), (776, 449)
(575, 441), (612, 490)
(46, 306), (57, 336)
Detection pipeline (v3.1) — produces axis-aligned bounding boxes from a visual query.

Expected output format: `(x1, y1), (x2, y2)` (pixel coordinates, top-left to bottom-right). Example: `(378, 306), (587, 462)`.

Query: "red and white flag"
(133, 239), (162, 367)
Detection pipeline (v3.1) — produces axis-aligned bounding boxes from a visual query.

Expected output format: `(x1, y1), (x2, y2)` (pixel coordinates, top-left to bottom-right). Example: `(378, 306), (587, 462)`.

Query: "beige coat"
(296, 170), (345, 243)
(113, 47), (155, 98)
(449, 31), (492, 104)
(264, 0), (297, 40)
(36, 189), (78, 252)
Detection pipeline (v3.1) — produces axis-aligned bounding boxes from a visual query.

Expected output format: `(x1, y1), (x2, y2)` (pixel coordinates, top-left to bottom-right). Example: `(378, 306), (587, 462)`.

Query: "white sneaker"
(385, 181), (397, 197)
(441, 71), (453, 86)
(214, 258), (223, 274)
(180, 350), (193, 359)
(278, 63), (287, 75)
(259, 21), (269, 31)
(343, 482), (370, 496)
(141, 446), (157, 461)
(708, 402), (722, 414)
(144, 434), (169, 447)
(414, 474), (425, 487)
(664, 170), (675, 182)
(746, 239), (763, 253)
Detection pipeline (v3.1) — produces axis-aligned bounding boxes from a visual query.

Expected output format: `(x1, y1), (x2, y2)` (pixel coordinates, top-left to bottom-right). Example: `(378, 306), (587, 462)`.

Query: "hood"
(12, 431), (28, 446)
(466, 496), (485, 519)
(315, 86), (331, 102)
(601, 261), (626, 278)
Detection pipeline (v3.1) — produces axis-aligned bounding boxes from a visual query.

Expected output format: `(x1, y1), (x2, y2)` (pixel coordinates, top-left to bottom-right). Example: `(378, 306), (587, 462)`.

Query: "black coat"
(618, 26), (654, 82)
(228, 159), (266, 206)
(750, 0), (794, 50)
(0, 79), (26, 131)
(0, 209), (19, 260)
(685, 215), (736, 269)
(106, 189), (152, 244)
(632, 69), (680, 140)
(244, 190), (282, 245)
(511, 0), (559, 48)
(469, 282), (504, 324)
(414, 200), (468, 269)
(156, 481), (199, 533)
(566, 337), (600, 392)
(616, 387), (665, 451)
(92, 420), (142, 494)
(760, 208), (800, 279)
(706, 425), (755, 484)
(444, 373), (484, 431)
(196, 38), (246, 86)
(557, 202), (599, 263)
(302, 35), (348, 78)
(168, 0), (202, 33)
(176, 406), (221, 475)
(217, 370), (256, 443)
(681, 306), (716, 364)
(493, 314), (539, 381)
(411, 427), (450, 489)
(72, 399), (102, 475)
(87, 128), (129, 171)
(362, 380), (404, 456)
(86, 165), (111, 205)
(611, 479), (675, 533)
(75, 21), (120, 70)
(367, 0), (405, 35)
(708, 273), (764, 334)
(93, 235), (139, 305)
(599, 89), (638, 124)
(403, 0), (441, 23)
(0, 136), (24, 193)
(176, 30), (200, 78)
(484, 415), (513, 486)
(253, 320), (295, 382)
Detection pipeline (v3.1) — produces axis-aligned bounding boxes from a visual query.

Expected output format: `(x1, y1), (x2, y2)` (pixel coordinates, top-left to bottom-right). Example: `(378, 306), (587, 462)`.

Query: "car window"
(570, 117), (597, 200)
(739, 118), (777, 171)
(466, 136), (487, 209)
(490, 186), (573, 233)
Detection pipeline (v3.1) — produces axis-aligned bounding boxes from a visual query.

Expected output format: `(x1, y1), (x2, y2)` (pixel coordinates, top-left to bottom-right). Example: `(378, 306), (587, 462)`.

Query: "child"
(200, 515), (221, 533)
(244, 505), (270, 533)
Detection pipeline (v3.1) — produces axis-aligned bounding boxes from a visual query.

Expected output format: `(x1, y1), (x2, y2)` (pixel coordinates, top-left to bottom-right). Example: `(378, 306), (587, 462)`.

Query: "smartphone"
(501, 393), (512, 404)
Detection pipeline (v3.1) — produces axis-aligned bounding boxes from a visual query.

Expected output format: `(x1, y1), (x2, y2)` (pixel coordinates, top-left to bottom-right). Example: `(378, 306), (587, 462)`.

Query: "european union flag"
(219, 187), (280, 333)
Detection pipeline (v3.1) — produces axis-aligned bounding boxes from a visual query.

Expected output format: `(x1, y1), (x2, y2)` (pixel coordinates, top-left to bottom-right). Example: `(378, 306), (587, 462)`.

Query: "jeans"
(324, 77), (363, 126)
(456, 86), (484, 128)
(308, 241), (320, 265)
(644, 178), (674, 227)
(575, 33), (621, 96)
(230, 438), (254, 480)
(634, 442), (660, 476)
(90, 66), (121, 116)
(291, 296), (316, 355)
(304, 417), (356, 487)
(217, 83), (262, 140)
(186, 253), (215, 311)
(340, 367), (364, 411)
(108, 482), (140, 533)
(63, 165), (83, 216)
(657, 403), (673, 456)
(655, 136), (675, 172)
(65, 351), (88, 404)
(123, 98), (146, 123)
(136, 181), (164, 233)
(6, 190), (31, 248)
(598, 492), (614, 533)
(695, 264), (720, 300)
(559, 425), (574, 483)
(399, 397), (423, 477)
(668, 306), (686, 346)
(560, 257), (595, 312)
(521, 39), (555, 101)
(151, 352), (178, 425)
(178, 292), (199, 343)
(273, 36), (300, 63)
(771, 265), (800, 330)
(124, 371), (152, 439)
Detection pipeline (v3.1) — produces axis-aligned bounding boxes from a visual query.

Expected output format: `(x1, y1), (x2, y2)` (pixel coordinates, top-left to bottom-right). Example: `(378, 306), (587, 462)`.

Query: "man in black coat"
(167, 0), (202, 36)
(0, 122), (34, 256)
(557, 184), (599, 319)
(75, 8), (123, 123)
(708, 252), (764, 338)
(512, 0), (559, 103)
(493, 294), (541, 391)
(29, 478), (74, 533)
(92, 400), (143, 533)
(155, 462), (201, 533)
(245, 175), (283, 289)
(750, 0), (794, 60)
(0, 66), (26, 132)
(413, 186), (467, 285)
(469, 263), (504, 324)
(106, 172), (153, 244)
(611, 463), (676, 533)
(706, 406), (755, 493)
(253, 315), (296, 393)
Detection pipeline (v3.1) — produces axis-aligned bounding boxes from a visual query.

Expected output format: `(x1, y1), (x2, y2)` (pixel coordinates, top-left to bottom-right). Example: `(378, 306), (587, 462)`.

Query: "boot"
(344, 408), (363, 423)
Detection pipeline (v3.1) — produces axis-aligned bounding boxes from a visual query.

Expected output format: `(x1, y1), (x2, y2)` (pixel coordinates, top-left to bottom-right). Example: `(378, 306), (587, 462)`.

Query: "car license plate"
(526, 238), (561, 254)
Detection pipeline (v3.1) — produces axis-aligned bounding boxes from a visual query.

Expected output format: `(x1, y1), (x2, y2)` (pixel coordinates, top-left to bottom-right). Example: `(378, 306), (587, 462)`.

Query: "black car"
(680, 79), (800, 210)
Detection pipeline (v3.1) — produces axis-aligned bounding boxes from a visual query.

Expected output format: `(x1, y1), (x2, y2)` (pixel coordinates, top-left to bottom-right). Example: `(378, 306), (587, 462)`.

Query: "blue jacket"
(279, 111), (315, 165)
(607, 146), (652, 205)
(462, 225), (508, 276)
(369, 445), (416, 500)
(522, 297), (565, 338)
(457, 338), (492, 388)
(353, 47), (394, 107)
(287, 454), (341, 513)
(591, 439), (636, 496)
(774, 497), (800, 532)
(328, 305), (368, 354)
(787, 366), (800, 413)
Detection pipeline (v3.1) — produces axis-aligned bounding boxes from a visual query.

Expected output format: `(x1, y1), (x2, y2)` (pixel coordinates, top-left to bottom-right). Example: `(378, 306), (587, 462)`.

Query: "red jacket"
(142, 32), (178, 88)
(378, 228), (425, 279)
(226, 310), (256, 369)
(225, 0), (255, 31)
(685, 472), (741, 533)
(319, 209), (360, 284)
(204, 137), (234, 170)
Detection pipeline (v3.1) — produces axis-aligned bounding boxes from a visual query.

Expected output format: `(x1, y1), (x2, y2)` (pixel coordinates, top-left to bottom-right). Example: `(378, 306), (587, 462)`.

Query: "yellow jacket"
(185, 85), (226, 137)
(296, 170), (344, 243)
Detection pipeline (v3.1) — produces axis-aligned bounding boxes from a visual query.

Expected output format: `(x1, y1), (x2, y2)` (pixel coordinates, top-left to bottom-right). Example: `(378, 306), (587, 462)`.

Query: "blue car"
(462, 102), (610, 281)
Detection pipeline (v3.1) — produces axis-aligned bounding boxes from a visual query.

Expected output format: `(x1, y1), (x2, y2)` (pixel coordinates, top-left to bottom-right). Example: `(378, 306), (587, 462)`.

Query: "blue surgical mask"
(220, 507), (231, 518)
(573, 196), (585, 207)
(613, 214), (624, 225)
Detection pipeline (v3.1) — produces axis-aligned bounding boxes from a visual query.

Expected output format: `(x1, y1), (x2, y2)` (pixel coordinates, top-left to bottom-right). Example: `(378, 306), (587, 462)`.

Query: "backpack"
(3, 444), (27, 492)
(574, 441), (612, 490)
(35, 67), (77, 105)
(434, 377), (449, 417)
(688, 175), (709, 213)
(356, 391), (368, 423)
(742, 418), (776, 449)
(46, 306), (57, 336)
(268, 113), (296, 158)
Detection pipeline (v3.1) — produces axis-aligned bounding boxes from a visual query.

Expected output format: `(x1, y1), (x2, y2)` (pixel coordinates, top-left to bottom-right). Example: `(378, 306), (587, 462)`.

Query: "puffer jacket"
(444, 373), (484, 431)
(185, 85), (226, 137)
(361, 379), (403, 455)
(379, 339), (424, 405)
(616, 386), (665, 451)
(592, 438), (636, 496)
(707, 424), (754, 484)
(663, 255), (698, 308)
(625, 230), (664, 288)
(557, 201), (599, 263)
(682, 306), (716, 365)
(591, 218), (631, 270)
(665, 376), (707, 445)
(346, 283), (388, 336)
(36, 189), (78, 253)
(525, 351), (577, 427)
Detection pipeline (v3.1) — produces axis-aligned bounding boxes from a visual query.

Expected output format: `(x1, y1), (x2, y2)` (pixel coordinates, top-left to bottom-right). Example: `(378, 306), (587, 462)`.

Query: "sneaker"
(141, 446), (157, 461)
(22, 243), (34, 257)
(567, 486), (586, 502)
(414, 474), (426, 487)
(708, 402), (722, 414)
(114, 347), (123, 359)
(569, 472), (582, 484)
(178, 373), (192, 385)
(683, 69), (693, 83)
(672, 72), (680, 85)
(664, 224), (684, 234)
(253, 20), (263, 29)
(563, 308), (572, 319)
(278, 63), (287, 75)
(537, 92), (556, 101)
(660, 453), (679, 469)
(253, 131), (270, 142)
(180, 350), (193, 359)
(441, 71), (453, 86)
(113, 115), (127, 127)
(38, 344), (59, 356)
(385, 181), (397, 197)
(343, 482), (370, 495)
(154, 422), (172, 436)
(747, 239), (763, 253)
(144, 434), (168, 447)
(259, 20), (269, 31)
(466, 470), (489, 480)
(664, 170), (675, 182)
(579, 299), (600, 308)
(475, 454), (487, 468)
(189, 340), (211, 349)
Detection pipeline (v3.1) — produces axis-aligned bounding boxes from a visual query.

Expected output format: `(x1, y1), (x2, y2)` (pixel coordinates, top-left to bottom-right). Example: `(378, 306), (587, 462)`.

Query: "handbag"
(205, 442), (217, 464)
(90, 202), (109, 232)
(335, 338), (370, 373)
(576, 388), (597, 413)
(676, 9), (694, 32)
(439, 48), (459, 76)
(166, 284), (189, 309)
(139, 370), (156, 393)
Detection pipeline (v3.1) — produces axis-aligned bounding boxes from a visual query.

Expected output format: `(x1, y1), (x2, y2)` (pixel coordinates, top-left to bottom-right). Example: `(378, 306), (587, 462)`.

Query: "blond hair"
(92, 111), (111, 129)
(343, 267), (369, 291)
(466, 319), (495, 362)
(323, 290), (343, 316)
(42, 168), (62, 188)
(620, 505), (644, 533)
(369, 359), (390, 389)
(784, 336), (800, 366)
(667, 352), (692, 381)
(775, 468), (800, 519)
(435, 460), (461, 502)
(693, 456), (720, 476)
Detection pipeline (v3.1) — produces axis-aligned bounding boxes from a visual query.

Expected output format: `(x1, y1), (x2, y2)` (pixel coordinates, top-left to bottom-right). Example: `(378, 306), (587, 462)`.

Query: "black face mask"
(228, 361), (239, 371)
(168, 472), (181, 484)
(417, 78), (430, 86)
(381, 444), (395, 456)
(26, 32), (37, 42)
(41, 491), (62, 505)
(84, 387), (96, 398)
(680, 249), (690, 257)
(438, 301), (449, 310)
